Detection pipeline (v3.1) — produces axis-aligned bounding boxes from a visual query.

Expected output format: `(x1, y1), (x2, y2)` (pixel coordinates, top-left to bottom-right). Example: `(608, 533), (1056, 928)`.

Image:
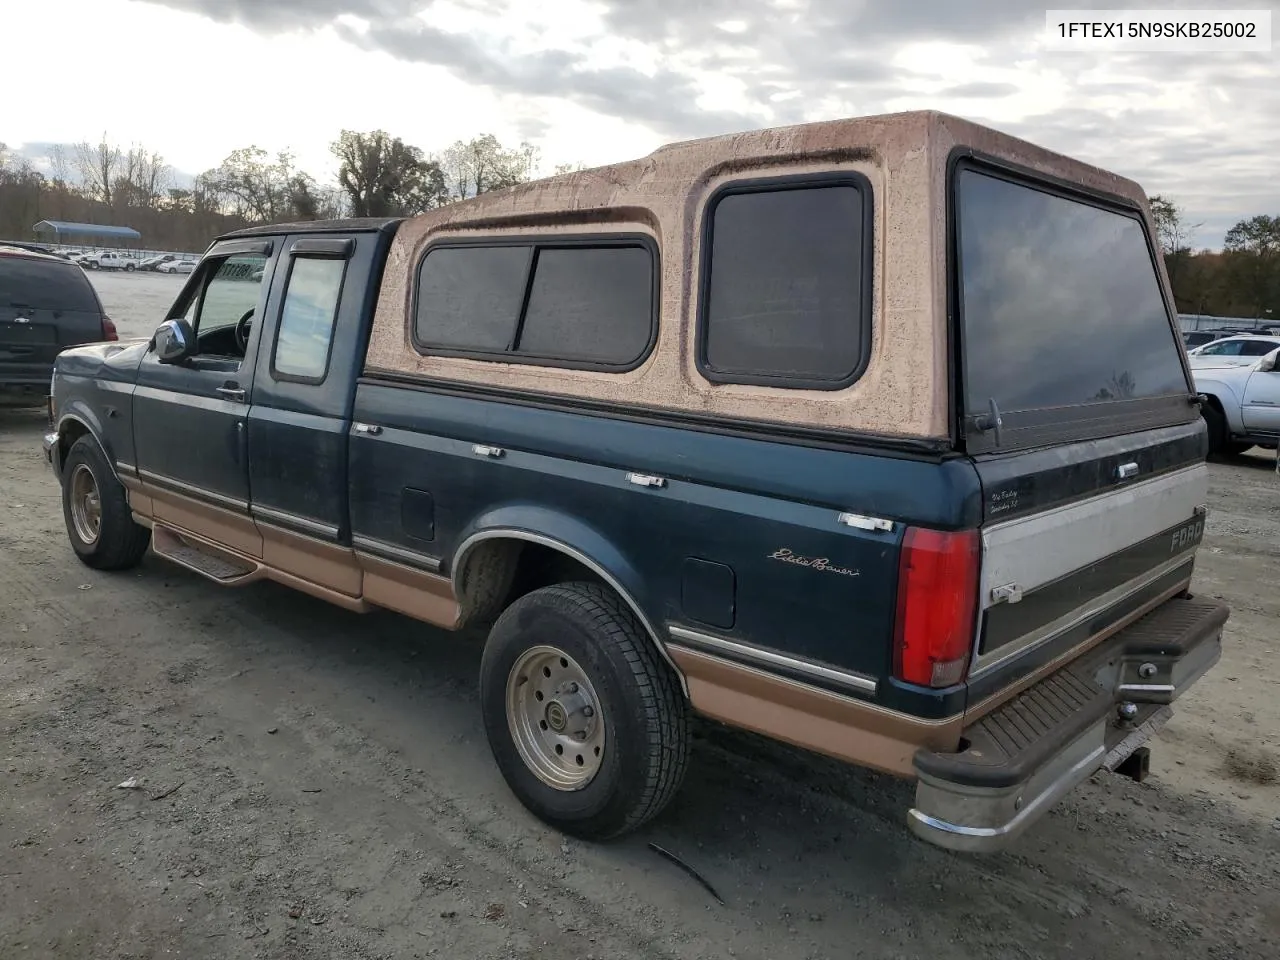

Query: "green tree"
(1223, 215), (1280, 319)
(331, 129), (448, 216)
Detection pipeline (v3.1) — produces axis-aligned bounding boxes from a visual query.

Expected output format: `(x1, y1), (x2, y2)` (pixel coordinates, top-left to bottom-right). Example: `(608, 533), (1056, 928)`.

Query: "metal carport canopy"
(32, 220), (142, 241)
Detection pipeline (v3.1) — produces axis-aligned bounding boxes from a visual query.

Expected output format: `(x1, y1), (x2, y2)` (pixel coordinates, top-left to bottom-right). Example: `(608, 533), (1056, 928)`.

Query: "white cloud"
(4, 0), (1276, 248)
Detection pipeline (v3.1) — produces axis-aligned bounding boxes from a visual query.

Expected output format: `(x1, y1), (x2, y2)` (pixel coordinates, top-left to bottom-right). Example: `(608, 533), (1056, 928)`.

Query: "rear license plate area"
(0, 322), (57, 345)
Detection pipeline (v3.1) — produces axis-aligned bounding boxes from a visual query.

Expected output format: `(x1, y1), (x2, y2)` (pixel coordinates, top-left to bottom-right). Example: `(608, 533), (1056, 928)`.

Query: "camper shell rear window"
(952, 159), (1193, 452)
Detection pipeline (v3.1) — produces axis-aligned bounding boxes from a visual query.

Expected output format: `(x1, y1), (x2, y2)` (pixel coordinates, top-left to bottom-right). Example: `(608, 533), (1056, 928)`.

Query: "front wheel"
(1202, 404), (1228, 457)
(479, 581), (690, 840)
(60, 435), (151, 570)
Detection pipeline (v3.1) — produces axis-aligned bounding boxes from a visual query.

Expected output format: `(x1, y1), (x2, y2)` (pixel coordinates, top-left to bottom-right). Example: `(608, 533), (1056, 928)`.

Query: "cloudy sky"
(6, 0), (1277, 248)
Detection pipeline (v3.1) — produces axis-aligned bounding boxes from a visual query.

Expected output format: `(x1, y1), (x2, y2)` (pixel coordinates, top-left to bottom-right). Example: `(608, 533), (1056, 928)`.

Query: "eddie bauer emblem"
(767, 548), (860, 577)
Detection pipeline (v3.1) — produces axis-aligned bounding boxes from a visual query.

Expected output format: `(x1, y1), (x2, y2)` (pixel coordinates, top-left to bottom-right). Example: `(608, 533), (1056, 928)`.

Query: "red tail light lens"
(892, 526), (980, 688)
(101, 316), (118, 341)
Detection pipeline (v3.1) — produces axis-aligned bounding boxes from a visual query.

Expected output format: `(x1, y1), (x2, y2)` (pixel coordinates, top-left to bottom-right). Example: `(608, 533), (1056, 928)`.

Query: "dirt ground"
(2, 279), (1279, 958)
(87, 270), (189, 341)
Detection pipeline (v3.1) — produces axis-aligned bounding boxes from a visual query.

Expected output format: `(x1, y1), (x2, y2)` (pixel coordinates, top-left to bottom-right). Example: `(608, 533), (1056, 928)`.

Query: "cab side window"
(1197, 340), (1242, 357)
(181, 253), (268, 362)
(1240, 339), (1280, 357)
(272, 256), (347, 382)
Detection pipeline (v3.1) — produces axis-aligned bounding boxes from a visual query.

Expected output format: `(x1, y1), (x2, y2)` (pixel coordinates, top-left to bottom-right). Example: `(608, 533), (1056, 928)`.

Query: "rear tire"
(125, 263), (135, 272)
(479, 581), (689, 840)
(60, 435), (150, 570)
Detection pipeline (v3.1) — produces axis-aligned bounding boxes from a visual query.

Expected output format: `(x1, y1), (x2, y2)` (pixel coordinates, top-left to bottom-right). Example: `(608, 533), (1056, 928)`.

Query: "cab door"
(132, 238), (280, 557)
(1241, 350), (1280, 437)
(245, 231), (373, 597)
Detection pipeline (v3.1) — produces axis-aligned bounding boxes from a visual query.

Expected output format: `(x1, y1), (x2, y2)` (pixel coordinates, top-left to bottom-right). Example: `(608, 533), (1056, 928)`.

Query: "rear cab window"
(273, 257), (347, 381)
(953, 162), (1192, 451)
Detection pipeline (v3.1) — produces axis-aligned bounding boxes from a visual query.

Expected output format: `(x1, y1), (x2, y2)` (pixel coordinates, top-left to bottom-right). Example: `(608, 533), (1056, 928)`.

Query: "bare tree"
(74, 134), (123, 208)
(121, 145), (172, 208)
(1148, 194), (1200, 257)
(48, 145), (72, 185)
(437, 134), (539, 200)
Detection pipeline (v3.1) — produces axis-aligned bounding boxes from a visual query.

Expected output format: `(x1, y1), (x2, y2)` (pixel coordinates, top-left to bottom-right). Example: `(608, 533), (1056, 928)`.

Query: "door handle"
(216, 384), (246, 402)
(626, 472), (666, 488)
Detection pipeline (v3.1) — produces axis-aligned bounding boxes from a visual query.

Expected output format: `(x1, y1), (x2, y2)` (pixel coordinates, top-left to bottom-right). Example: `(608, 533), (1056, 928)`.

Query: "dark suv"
(1, 246), (117, 406)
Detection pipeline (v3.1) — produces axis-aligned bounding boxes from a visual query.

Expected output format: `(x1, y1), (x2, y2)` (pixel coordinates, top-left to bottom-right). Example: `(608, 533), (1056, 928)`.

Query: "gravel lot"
(89, 270), (191, 341)
(2, 271), (1278, 958)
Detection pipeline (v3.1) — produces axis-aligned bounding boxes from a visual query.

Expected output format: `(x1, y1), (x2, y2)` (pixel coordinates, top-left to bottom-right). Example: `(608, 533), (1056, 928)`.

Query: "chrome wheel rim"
(505, 645), (606, 791)
(69, 463), (102, 545)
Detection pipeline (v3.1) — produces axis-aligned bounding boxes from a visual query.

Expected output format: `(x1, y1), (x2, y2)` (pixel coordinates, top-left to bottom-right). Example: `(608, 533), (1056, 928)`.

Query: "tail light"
(892, 526), (980, 688)
(101, 316), (118, 341)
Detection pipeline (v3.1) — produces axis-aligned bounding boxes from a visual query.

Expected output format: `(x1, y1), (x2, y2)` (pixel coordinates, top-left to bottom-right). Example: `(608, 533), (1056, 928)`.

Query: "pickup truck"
(1187, 335), (1280, 456)
(81, 251), (140, 271)
(41, 110), (1228, 852)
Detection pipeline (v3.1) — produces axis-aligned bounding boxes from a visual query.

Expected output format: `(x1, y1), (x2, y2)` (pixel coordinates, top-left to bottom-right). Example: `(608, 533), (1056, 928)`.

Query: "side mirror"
(1257, 349), (1280, 373)
(151, 318), (194, 364)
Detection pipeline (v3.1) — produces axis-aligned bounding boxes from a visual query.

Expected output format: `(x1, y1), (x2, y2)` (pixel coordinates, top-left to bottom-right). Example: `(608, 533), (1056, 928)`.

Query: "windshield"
(955, 167), (1190, 443)
(0, 256), (101, 312)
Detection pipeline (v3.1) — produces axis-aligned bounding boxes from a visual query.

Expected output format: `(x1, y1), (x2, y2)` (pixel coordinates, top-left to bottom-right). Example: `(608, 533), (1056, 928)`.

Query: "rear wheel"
(125, 263), (136, 272)
(479, 581), (689, 840)
(60, 435), (150, 570)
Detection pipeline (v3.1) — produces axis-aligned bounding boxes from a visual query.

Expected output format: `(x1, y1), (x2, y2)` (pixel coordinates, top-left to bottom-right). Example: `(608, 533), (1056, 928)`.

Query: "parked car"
(0, 240), (69, 260)
(139, 254), (178, 271)
(1188, 336), (1280, 456)
(40, 111), (1227, 854)
(1, 245), (117, 406)
(81, 251), (140, 271)
(157, 258), (197, 275)
(1187, 334), (1280, 360)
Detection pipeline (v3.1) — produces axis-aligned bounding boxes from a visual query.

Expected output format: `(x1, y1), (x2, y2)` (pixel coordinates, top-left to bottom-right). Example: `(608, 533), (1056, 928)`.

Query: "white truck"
(1188, 334), (1280, 457)
(80, 252), (140, 271)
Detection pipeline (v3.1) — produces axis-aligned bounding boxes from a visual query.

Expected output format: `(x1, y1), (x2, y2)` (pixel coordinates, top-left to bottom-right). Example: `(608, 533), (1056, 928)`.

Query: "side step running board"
(151, 524), (263, 585)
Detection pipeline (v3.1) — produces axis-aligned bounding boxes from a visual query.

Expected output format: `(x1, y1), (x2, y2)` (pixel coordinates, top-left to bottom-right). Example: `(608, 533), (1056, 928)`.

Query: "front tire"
(60, 435), (150, 570)
(1202, 403), (1228, 457)
(480, 582), (689, 840)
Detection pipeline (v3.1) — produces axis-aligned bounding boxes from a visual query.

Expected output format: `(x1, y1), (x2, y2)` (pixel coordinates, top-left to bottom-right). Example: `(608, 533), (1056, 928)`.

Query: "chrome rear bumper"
(907, 596), (1227, 853)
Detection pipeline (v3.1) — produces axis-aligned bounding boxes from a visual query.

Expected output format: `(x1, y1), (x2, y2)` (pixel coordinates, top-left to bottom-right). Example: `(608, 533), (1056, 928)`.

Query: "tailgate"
(964, 421), (1208, 708)
(1, 309), (103, 374)
(1, 312), (61, 379)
